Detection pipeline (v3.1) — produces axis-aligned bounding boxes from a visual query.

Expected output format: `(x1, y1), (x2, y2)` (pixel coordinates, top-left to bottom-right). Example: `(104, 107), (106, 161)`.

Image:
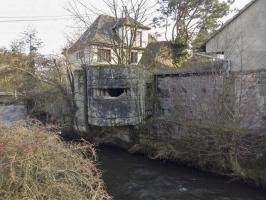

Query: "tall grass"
(0, 122), (111, 200)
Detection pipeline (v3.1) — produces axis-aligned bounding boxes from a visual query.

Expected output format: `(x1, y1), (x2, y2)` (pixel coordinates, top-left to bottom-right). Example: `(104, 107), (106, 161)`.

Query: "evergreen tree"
(154, 0), (232, 43)
(192, 28), (209, 49)
(153, 0), (233, 66)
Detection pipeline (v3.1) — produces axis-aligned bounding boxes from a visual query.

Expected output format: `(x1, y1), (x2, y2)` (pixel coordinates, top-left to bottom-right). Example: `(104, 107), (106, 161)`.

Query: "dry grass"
(0, 122), (111, 200)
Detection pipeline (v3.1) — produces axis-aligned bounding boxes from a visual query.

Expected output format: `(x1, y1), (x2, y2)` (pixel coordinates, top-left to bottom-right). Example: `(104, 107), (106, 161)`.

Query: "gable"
(205, 0), (266, 71)
(68, 15), (150, 54)
(205, 0), (258, 46)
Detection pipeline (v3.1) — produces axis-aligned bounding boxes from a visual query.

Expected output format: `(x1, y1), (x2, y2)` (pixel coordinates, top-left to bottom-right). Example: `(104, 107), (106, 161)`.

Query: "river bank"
(86, 118), (266, 190)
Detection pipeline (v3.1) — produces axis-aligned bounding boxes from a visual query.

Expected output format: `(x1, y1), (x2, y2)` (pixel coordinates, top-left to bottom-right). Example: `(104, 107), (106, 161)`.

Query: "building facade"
(67, 15), (150, 69)
(204, 0), (266, 72)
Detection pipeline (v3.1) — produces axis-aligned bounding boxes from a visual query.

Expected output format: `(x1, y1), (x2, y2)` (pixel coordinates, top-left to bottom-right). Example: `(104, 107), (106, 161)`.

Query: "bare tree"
(31, 55), (78, 128)
(66, 0), (154, 64)
(3, 50), (78, 127)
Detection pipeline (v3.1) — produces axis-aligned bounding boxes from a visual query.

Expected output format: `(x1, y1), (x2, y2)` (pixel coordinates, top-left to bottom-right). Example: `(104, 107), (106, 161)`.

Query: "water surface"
(0, 105), (26, 123)
(98, 146), (266, 200)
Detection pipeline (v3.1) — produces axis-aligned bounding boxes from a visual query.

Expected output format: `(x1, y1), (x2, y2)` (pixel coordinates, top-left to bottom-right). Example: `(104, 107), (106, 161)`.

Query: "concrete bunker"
(86, 66), (147, 127)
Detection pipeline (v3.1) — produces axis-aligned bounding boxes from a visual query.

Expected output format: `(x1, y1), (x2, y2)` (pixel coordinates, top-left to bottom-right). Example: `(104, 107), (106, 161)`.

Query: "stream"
(0, 105), (27, 123)
(1, 105), (265, 200)
(98, 146), (266, 200)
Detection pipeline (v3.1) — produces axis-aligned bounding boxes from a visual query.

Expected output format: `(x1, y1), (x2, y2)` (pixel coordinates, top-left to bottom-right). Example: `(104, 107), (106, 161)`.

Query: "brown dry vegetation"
(0, 122), (111, 200)
(0, 50), (30, 92)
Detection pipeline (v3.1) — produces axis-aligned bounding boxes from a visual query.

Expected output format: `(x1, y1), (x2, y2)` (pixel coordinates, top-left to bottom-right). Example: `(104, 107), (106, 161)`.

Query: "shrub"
(0, 122), (111, 200)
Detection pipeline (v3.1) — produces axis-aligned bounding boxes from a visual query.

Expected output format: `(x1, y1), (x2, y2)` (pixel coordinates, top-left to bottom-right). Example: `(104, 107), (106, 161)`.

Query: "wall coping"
(154, 61), (228, 78)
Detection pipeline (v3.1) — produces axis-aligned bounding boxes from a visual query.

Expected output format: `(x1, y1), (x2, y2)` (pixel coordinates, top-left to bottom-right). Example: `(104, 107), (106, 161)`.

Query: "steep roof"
(114, 16), (150, 30)
(68, 15), (150, 53)
(205, 0), (258, 45)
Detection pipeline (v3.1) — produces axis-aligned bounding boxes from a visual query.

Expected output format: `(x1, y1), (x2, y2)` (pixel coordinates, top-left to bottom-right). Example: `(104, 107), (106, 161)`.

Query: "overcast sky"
(0, 0), (252, 54)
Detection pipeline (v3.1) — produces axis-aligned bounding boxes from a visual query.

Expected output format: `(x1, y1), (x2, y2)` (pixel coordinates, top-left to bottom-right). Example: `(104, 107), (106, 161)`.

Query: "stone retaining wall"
(156, 64), (266, 130)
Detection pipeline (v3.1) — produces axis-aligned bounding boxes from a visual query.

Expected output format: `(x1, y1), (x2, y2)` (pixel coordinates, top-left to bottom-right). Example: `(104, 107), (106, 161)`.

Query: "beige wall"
(206, 0), (266, 71)
(118, 27), (149, 48)
(69, 27), (149, 69)
(70, 45), (145, 70)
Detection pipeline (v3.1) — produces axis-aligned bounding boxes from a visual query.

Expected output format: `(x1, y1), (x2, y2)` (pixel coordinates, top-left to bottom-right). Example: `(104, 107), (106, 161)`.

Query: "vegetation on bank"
(129, 118), (266, 189)
(0, 122), (111, 200)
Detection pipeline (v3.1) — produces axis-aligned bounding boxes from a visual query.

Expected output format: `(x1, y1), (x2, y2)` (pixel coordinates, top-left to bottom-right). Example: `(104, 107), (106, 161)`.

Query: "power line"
(0, 17), (73, 23)
(0, 15), (73, 19)
(0, 15), (76, 23)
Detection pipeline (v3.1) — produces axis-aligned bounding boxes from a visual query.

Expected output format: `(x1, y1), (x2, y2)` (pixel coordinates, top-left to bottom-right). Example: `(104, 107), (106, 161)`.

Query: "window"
(106, 88), (125, 97)
(134, 31), (142, 47)
(130, 52), (138, 64)
(97, 49), (111, 62)
(76, 50), (84, 60)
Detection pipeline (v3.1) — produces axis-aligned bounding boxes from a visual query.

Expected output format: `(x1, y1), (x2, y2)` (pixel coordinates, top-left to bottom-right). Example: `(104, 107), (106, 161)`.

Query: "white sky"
(0, 0), (252, 55)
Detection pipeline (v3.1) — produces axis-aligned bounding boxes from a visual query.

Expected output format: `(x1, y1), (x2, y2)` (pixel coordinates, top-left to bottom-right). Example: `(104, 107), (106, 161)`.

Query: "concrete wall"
(206, 0), (266, 72)
(74, 61), (266, 132)
(74, 70), (87, 132)
(233, 72), (266, 129)
(74, 65), (150, 129)
(156, 66), (266, 130)
(86, 66), (146, 126)
(157, 74), (226, 122)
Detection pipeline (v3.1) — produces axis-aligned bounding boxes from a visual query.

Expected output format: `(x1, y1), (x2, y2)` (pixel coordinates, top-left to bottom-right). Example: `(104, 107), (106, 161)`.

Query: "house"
(204, 0), (266, 71)
(67, 15), (150, 68)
